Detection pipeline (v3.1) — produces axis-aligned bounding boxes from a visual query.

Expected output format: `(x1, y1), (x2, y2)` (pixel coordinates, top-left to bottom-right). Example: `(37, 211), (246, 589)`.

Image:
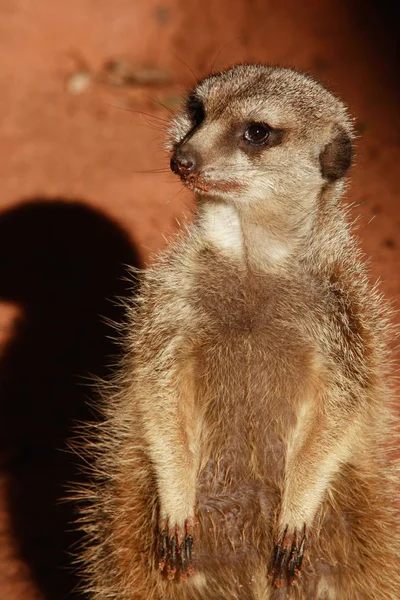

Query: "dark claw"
(170, 537), (176, 566)
(158, 531), (168, 570)
(268, 525), (307, 588)
(272, 543), (280, 567)
(185, 535), (193, 561)
(158, 521), (195, 581)
(278, 546), (288, 574)
(166, 536), (177, 579)
(179, 540), (187, 571)
(161, 532), (168, 558)
(269, 525), (287, 578)
(295, 529), (307, 574)
(287, 533), (299, 586)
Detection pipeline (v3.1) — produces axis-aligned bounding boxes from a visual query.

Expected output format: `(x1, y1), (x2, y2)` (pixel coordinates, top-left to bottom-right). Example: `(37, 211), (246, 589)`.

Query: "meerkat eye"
(186, 94), (205, 128)
(244, 123), (271, 145)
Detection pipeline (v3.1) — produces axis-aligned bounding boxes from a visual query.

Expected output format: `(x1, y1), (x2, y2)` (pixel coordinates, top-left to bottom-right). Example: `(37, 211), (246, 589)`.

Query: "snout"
(170, 146), (200, 179)
(170, 142), (242, 196)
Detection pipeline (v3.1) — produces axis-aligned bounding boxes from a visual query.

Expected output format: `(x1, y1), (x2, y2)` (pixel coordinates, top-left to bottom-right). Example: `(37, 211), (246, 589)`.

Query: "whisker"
(143, 94), (176, 115)
(172, 53), (199, 84)
(112, 166), (172, 175)
(209, 39), (240, 73)
(141, 118), (167, 132)
(103, 102), (170, 123)
(165, 184), (186, 205)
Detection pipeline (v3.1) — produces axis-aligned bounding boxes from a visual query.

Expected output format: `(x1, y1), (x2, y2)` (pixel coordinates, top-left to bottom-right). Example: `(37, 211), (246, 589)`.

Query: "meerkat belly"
(191, 325), (313, 567)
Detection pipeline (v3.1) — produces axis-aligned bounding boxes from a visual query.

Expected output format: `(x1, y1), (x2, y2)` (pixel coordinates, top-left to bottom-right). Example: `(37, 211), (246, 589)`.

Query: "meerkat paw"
(268, 525), (307, 588)
(158, 518), (196, 581)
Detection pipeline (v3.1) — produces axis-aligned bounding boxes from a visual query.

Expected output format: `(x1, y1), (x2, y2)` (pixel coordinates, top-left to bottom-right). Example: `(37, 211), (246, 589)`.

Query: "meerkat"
(78, 65), (400, 600)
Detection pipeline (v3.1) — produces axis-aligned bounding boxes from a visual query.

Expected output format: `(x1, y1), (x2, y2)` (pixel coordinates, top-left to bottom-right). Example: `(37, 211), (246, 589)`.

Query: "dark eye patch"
(241, 122), (285, 153)
(243, 123), (271, 145)
(186, 93), (205, 128)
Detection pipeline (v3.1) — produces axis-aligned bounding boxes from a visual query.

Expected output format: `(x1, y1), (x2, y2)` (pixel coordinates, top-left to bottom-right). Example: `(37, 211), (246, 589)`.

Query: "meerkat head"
(167, 65), (354, 215)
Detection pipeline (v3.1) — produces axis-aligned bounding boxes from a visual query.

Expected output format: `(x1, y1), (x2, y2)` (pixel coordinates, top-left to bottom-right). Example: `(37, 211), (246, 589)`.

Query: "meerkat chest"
(185, 257), (318, 413)
(190, 251), (315, 336)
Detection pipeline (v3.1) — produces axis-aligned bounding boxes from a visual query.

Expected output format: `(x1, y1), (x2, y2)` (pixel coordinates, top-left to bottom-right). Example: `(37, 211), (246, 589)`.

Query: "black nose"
(170, 149), (197, 177)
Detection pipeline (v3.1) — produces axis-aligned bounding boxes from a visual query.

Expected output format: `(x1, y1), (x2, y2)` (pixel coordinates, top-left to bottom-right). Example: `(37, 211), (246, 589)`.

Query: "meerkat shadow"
(0, 199), (141, 599)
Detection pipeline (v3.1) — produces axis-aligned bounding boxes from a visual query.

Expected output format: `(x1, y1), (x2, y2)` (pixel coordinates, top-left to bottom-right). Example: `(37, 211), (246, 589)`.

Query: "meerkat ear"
(319, 126), (353, 181)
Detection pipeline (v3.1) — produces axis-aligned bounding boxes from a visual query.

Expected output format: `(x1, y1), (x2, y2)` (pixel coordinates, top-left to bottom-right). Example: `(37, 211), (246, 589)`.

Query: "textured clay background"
(0, 1), (399, 599)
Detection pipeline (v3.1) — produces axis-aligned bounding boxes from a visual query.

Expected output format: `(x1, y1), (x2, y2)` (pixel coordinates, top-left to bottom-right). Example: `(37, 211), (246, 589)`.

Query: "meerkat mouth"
(183, 174), (242, 195)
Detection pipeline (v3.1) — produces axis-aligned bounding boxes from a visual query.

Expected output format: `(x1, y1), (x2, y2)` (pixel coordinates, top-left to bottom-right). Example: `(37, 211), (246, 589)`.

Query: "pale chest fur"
(170, 248), (322, 472)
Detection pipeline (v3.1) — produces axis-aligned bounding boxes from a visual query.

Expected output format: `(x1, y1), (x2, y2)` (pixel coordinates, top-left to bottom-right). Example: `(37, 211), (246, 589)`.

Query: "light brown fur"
(77, 65), (400, 599)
